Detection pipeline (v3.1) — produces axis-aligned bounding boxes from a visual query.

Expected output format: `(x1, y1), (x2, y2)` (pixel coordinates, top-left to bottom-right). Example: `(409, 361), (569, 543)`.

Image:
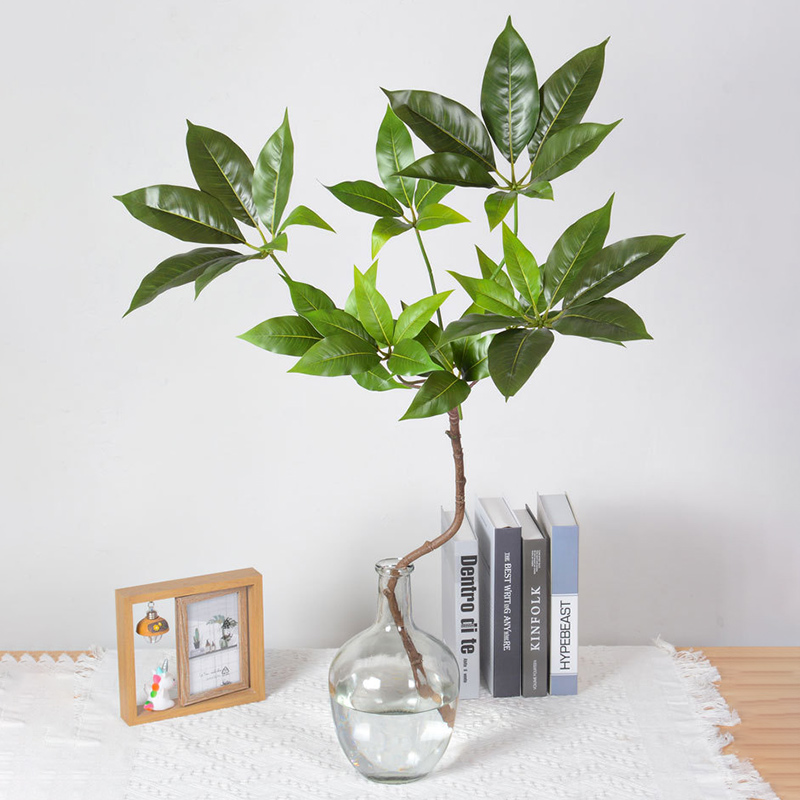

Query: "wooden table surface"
(3, 646), (798, 799)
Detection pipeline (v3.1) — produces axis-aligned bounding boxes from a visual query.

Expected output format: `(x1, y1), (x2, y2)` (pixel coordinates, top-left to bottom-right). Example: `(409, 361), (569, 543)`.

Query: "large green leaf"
(519, 181), (553, 200)
(476, 247), (513, 293)
(185, 121), (258, 228)
(194, 252), (257, 296)
(398, 153), (497, 188)
(453, 334), (492, 381)
(566, 234), (683, 307)
(289, 333), (380, 376)
(544, 195), (613, 306)
(502, 224), (541, 306)
(353, 364), (404, 392)
(253, 111), (294, 234)
(400, 372), (471, 420)
(238, 315), (322, 356)
(529, 121), (620, 184)
(484, 191), (517, 231)
(481, 17), (539, 163)
(326, 180), (404, 217)
(441, 312), (522, 344)
(115, 185), (245, 244)
(416, 321), (455, 371)
(528, 39), (608, 160)
(125, 247), (241, 315)
(388, 339), (441, 375)
(372, 217), (412, 257)
(354, 267), (394, 345)
(344, 261), (378, 317)
(281, 276), (336, 316)
(488, 328), (554, 398)
(415, 203), (469, 231)
(394, 291), (452, 342)
(278, 205), (334, 233)
(384, 88), (496, 172)
(303, 308), (373, 342)
(449, 271), (524, 316)
(414, 180), (454, 210)
(552, 297), (651, 342)
(376, 106), (416, 207)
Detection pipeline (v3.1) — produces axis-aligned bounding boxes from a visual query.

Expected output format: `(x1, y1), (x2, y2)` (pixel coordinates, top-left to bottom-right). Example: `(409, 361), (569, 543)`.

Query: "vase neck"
(374, 559), (414, 629)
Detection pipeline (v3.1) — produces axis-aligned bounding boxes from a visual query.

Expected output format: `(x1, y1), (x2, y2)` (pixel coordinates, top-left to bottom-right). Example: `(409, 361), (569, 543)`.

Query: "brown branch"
(382, 408), (466, 714)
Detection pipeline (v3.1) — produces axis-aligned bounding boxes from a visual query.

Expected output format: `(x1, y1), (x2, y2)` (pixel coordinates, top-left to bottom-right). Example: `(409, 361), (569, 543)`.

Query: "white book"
(440, 509), (481, 699)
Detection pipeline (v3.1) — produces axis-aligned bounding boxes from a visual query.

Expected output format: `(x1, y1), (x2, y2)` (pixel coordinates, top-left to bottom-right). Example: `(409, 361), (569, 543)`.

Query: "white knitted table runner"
(0, 643), (779, 800)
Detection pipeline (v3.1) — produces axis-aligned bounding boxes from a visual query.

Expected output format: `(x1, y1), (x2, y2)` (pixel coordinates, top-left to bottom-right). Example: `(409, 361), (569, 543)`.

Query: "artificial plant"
(116, 18), (681, 695)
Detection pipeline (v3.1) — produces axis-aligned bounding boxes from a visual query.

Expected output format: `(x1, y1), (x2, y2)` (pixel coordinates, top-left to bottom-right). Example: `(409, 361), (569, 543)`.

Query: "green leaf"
(453, 335), (491, 381)
(261, 232), (288, 253)
(353, 364), (404, 392)
(372, 217), (413, 258)
(238, 315), (322, 356)
(395, 291), (452, 342)
(552, 297), (651, 342)
(528, 39), (608, 161)
(476, 247), (514, 293)
(502, 224), (541, 306)
(289, 333), (380, 376)
(344, 261), (378, 317)
(376, 106), (416, 208)
(485, 191), (517, 231)
(519, 181), (553, 200)
(326, 180), (404, 217)
(278, 205), (334, 233)
(194, 252), (256, 297)
(398, 153), (497, 188)
(414, 180), (454, 210)
(125, 247), (241, 315)
(303, 308), (373, 342)
(441, 312), (522, 344)
(354, 266), (395, 345)
(544, 195), (613, 306)
(415, 203), (469, 231)
(281, 276), (336, 316)
(115, 185), (245, 244)
(566, 234), (684, 307)
(185, 121), (258, 228)
(488, 328), (554, 398)
(383, 88), (496, 172)
(252, 111), (294, 234)
(416, 321), (455, 371)
(481, 17), (539, 163)
(400, 372), (471, 420)
(529, 121), (620, 184)
(388, 339), (441, 375)
(449, 271), (524, 316)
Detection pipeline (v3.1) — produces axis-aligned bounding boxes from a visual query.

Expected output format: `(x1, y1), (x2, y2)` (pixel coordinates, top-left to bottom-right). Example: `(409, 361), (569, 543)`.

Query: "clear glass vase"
(328, 558), (460, 783)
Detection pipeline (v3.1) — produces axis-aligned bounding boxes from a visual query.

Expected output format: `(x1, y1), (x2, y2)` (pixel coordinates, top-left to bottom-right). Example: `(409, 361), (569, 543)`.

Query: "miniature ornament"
(143, 658), (176, 711)
(136, 601), (170, 643)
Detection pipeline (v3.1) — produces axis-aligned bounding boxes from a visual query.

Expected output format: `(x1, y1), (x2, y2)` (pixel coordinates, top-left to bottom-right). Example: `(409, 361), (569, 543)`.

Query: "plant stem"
(382, 408), (465, 714)
(513, 196), (519, 236)
(270, 253), (291, 279)
(414, 229), (444, 329)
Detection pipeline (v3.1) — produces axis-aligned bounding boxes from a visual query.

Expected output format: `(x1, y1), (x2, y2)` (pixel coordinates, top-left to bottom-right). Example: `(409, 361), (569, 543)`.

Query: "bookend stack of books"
(441, 494), (579, 699)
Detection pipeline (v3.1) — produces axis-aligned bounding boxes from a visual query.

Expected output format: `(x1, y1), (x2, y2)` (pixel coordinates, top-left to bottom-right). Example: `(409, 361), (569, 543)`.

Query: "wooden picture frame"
(115, 568), (265, 726)
(175, 588), (250, 705)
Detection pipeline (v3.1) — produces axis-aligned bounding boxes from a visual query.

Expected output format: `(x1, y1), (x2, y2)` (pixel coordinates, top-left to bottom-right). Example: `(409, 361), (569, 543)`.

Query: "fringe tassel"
(654, 637), (780, 800)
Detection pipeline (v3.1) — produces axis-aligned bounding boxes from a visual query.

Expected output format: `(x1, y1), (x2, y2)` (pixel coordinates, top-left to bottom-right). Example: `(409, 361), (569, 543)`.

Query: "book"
(440, 509), (481, 699)
(516, 506), (550, 698)
(537, 493), (579, 696)
(474, 497), (522, 697)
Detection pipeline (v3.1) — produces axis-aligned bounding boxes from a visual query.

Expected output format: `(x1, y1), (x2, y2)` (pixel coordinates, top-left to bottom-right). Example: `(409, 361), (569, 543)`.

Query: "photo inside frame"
(185, 590), (242, 695)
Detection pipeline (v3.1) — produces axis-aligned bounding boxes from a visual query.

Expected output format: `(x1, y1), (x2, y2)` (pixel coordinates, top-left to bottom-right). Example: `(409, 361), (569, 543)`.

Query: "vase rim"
(374, 558), (414, 577)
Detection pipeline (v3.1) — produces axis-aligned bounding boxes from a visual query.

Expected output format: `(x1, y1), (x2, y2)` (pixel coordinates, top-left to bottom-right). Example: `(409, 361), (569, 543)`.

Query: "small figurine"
(143, 658), (176, 711)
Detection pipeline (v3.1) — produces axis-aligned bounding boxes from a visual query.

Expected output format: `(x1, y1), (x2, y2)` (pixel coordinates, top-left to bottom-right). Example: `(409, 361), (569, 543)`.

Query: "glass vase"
(328, 558), (460, 783)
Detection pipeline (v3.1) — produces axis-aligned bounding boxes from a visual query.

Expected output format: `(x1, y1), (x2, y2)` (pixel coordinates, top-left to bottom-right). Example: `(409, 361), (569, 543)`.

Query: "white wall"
(1, 0), (798, 650)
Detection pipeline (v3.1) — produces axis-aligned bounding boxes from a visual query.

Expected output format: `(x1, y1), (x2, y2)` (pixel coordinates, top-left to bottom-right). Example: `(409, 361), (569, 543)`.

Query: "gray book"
(474, 497), (521, 697)
(537, 493), (579, 696)
(516, 507), (550, 698)
(440, 509), (481, 699)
